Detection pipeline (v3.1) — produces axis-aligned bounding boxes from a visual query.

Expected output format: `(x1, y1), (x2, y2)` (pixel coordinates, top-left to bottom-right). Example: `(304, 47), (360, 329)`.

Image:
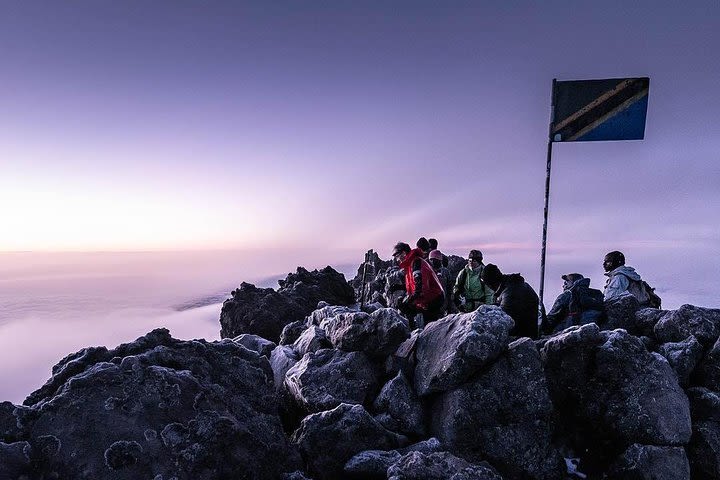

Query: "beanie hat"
(429, 250), (443, 260)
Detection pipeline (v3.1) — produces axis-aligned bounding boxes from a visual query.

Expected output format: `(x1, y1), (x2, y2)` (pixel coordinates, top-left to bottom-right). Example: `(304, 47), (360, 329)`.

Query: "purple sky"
(1, 2), (719, 305)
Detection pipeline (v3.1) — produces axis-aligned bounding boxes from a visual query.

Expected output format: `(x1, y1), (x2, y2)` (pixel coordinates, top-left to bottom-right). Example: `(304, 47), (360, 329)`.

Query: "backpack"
(627, 279), (662, 309)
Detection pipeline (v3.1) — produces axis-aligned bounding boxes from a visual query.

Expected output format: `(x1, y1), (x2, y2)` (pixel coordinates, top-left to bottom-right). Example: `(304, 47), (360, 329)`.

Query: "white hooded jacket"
(603, 265), (642, 301)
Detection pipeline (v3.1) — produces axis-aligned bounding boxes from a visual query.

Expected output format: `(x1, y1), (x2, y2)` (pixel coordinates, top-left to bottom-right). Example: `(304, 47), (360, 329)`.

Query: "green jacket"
(453, 264), (495, 312)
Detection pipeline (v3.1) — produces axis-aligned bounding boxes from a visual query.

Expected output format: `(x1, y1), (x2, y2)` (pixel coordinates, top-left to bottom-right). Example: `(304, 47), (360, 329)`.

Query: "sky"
(1, 1), (719, 306)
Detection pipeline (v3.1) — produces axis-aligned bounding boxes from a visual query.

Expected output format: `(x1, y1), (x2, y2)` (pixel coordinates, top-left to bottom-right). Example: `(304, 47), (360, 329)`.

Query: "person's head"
(391, 242), (411, 263)
(467, 249), (483, 268)
(603, 251), (625, 272)
(480, 263), (503, 291)
(428, 238), (438, 250)
(561, 273), (584, 290)
(429, 249), (443, 270)
(416, 237), (430, 253)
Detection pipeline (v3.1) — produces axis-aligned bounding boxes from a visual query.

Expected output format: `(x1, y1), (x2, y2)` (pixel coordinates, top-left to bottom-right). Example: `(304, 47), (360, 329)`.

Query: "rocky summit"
(2, 257), (720, 479)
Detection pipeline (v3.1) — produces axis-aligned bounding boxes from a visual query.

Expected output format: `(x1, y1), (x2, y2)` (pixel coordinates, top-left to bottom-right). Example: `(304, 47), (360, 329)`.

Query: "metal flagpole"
(539, 79), (557, 319)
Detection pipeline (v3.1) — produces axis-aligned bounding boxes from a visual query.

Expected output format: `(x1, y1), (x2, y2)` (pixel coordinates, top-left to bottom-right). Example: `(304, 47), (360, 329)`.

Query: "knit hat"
(561, 273), (584, 283)
(429, 249), (443, 260)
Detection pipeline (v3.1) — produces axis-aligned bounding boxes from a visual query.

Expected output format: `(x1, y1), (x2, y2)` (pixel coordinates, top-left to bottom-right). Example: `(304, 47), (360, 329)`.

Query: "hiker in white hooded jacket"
(602, 251), (643, 301)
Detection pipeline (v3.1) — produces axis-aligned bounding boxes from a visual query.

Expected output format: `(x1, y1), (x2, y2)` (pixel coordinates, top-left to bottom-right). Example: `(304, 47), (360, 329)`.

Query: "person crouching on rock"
(481, 263), (540, 339)
(392, 242), (445, 329)
(541, 273), (605, 335)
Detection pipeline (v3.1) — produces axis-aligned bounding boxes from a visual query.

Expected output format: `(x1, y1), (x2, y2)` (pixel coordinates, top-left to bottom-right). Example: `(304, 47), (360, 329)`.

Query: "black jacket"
(494, 273), (539, 339)
(543, 278), (604, 334)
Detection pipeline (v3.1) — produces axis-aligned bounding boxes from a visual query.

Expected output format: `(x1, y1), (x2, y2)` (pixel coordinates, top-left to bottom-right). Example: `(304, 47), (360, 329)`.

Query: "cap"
(561, 273), (584, 282)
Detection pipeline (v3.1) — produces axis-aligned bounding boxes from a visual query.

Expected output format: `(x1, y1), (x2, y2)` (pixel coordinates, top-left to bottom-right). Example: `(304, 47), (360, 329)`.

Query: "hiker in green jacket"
(452, 249), (495, 312)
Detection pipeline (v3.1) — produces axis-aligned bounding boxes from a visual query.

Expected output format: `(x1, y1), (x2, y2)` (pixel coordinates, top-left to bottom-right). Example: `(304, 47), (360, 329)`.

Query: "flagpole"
(539, 78), (557, 319)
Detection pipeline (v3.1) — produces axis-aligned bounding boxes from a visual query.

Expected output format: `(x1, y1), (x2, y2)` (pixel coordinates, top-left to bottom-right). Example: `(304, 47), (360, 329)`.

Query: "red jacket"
(399, 248), (444, 309)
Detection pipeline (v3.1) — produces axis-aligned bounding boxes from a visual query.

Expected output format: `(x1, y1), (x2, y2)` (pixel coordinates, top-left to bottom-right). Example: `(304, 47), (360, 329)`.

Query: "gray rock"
(432, 337), (564, 479)
(20, 328), (301, 479)
(695, 336), (720, 390)
(220, 267), (355, 342)
(320, 308), (410, 359)
(373, 371), (426, 437)
(343, 438), (444, 479)
(291, 403), (405, 480)
(280, 320), (309, 346)
(606, 443), (689, 480)
(385, 329), (420, 378)
(284, 349), (379, 414)
(269, 345), (299, 391)
(542, 326), (691, 466)
(654, 304), (720, 347)
(414, 306), (513, 396)
(283, 471), (314, 480)
(307, 305), (356, 326)
(292, 326), (332, 357)
(602, 293), (640, 331)
(386, 451), (502, 480)
(232, 333), (276, 357)
(634, 308), (667, 337)
(686, 387), (720, 479)
(0, 441), (31, 480)
(657, 335), (703, 386)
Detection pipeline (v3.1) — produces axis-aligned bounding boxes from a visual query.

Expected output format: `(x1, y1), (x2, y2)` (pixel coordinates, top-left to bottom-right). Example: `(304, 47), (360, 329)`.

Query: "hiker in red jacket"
(391, 242), (445, 329)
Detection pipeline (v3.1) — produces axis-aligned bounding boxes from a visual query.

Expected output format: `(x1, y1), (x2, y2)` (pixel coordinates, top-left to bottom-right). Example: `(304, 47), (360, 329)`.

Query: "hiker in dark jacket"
(428, 238), (449, 267)
(416, 237), (431, 259)
(481, 263), (539, 339)
(392, 242), (445, 328)
(429, 249), (454, 315)
(542, 273), (604, 335)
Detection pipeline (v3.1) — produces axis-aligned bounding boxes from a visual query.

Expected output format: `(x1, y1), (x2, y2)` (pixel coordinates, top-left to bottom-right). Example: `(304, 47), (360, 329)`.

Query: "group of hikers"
(388, 238), (661, 339)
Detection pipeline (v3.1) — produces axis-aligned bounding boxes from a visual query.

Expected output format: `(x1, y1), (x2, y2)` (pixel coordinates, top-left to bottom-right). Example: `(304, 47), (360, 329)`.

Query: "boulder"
(320, 308), (410, 359)
(386, 451), (502, 480)
(269, 345), (300, 391)
(432, 338), (564, 479)
(280, 320), (309, 346)
(19, 329), (301, 479)
(343, 438), (442, 479)
(385, 329), (421, 378)
(307, 305), (355, 326)
(291, 403), (405, 480)
(606, 444), (690, 480)
(220, 267), (355, 342)
(634, 308), (667, 337)
(0, 441), (31, 479)
(384, 267), (407, 309)
(695, 336), (720, 390)
(284, 349), (379, 414)
(232, 333), (276, 357)
(601, 293), (640, 331)
(373, 371), (426, 437)
(414, 306), (513, 396)
(654, 304), (720, 347)
(292, 326), (332, 357)
(283, 471), (314, 480)
(686, 387), (720, 479)
(657, 335), (703, 386)
(541, 326), (692, 468)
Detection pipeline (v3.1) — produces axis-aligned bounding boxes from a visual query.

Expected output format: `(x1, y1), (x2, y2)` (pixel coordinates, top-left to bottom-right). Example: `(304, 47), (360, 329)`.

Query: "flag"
(551, 77), (649, 142)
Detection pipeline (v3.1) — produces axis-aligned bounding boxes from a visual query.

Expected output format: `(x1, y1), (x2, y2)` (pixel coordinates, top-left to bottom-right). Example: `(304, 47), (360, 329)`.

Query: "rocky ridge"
(1, 260), (719, 479)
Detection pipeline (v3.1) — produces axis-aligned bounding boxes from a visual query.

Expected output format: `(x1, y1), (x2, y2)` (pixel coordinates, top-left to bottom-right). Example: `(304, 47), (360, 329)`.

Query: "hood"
(568, 277), (591, 291)
(606, 265), (641, 281)
(399, 247), (423, 269)
(505, 273), (525, 284)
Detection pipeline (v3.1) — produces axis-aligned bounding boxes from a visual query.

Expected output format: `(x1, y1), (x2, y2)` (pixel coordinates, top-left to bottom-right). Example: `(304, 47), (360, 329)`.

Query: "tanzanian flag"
(551, 77), (649, 142)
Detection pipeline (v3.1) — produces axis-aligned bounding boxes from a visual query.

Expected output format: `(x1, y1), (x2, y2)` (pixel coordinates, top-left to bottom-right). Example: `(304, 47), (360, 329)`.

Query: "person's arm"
(604, 274), (629, 301)
(410, 258), (423, 300)
(544, 292), (569, 333)
(482, 282), (495, 305)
